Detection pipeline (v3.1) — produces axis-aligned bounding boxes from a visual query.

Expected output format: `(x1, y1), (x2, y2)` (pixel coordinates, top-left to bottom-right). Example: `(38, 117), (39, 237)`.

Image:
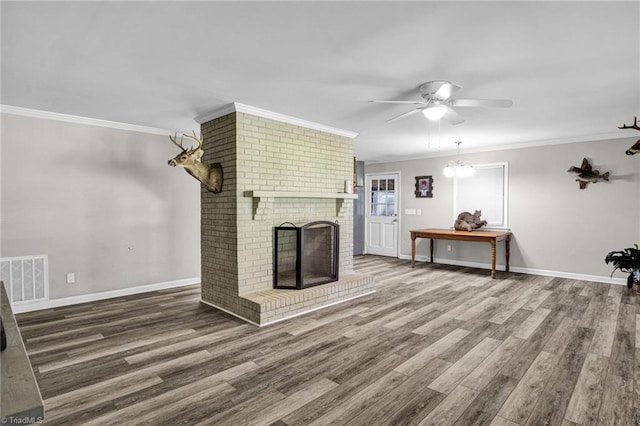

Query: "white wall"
(365, 137), (640, 281)
(1, 113), (201, 301)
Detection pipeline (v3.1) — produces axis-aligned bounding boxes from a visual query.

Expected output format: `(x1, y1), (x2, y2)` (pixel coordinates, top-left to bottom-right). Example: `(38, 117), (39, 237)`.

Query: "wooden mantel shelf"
(244, 191), (358, 219)
(245, 191), (358, 200)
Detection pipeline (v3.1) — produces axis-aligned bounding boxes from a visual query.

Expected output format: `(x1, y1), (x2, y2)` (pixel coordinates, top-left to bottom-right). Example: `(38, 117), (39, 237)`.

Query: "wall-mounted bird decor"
(568, 158), (610, 189)
(618, 117), (640, 155)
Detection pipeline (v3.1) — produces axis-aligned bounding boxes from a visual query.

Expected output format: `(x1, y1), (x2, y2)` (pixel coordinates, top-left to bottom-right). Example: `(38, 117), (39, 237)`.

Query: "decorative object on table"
(168, 131), (223, 193)
(618, 116), (640, 155)
(369, 80), (512, 125)
(414, 175), (433, 198)
(454, 210), (487, 232)
(605, 243), (640, 292)
(443, 141), (475, 178)
(568, 158), (610, 189)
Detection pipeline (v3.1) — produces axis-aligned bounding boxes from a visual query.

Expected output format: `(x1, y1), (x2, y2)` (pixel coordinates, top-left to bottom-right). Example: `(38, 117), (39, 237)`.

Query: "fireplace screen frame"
(273, 221), (339, 290)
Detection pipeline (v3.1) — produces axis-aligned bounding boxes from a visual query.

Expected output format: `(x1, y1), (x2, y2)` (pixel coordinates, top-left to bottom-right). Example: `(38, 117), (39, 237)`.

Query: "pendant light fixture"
(443, 141), (475, 178)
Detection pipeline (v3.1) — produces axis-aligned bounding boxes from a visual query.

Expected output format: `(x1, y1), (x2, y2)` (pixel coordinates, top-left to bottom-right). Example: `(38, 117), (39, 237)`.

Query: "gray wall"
(1, 113), (200, 300)
(365, 137), (640, 280)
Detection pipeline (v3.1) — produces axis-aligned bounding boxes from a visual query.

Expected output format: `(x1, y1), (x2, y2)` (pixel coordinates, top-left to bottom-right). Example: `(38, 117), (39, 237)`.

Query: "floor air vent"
(0, 255), (48, 304)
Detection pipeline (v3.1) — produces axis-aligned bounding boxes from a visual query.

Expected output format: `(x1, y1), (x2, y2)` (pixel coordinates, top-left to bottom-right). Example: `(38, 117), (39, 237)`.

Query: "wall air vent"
(0, 255), (48, 304)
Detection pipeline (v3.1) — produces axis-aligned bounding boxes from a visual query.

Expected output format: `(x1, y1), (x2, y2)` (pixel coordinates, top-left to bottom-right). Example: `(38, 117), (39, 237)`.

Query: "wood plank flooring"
(15, 256), (640, 425)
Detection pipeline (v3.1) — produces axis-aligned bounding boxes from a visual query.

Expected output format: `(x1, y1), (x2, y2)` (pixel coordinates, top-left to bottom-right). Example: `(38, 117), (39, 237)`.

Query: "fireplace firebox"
(273, 221), (339, 289)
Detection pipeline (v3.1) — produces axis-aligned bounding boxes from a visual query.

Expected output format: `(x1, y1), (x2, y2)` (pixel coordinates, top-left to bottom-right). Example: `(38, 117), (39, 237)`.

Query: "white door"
(366, 173), (399, 257)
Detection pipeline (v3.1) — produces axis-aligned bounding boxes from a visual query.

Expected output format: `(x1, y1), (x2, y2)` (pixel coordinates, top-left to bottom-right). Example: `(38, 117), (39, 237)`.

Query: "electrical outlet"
(447, 245), (452, 252)
(66, 272), (76, 284)
(417, 209), (422, 215)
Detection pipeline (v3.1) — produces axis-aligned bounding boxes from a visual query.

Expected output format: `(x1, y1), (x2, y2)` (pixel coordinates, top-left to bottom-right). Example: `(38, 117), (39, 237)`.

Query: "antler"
(618, 116), (640, 131)
(169, 133), (188, 152)
(182, 130), (204, 151)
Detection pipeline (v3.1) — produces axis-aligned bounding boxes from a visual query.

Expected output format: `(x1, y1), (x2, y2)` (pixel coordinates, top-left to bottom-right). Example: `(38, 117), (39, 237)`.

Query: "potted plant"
(605, 243), (640, 291)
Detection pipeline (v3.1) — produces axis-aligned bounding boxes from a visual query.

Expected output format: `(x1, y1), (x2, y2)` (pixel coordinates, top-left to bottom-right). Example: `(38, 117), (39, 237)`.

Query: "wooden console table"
(410, 228), (512, 278)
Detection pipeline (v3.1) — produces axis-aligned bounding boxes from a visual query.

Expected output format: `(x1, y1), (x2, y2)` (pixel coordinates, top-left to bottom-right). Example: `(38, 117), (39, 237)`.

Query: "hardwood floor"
(16, 256), (640, 425)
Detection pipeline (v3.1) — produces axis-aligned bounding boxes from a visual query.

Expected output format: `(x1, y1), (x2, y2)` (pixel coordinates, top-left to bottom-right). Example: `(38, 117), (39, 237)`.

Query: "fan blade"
(419, 80), (462, 101)
(386, 108), (425, 123)
(451, 98), (513, 108)
(434, 82), (462, 100)
(442, 108), (465, 125)
(370, 100), (426, 105)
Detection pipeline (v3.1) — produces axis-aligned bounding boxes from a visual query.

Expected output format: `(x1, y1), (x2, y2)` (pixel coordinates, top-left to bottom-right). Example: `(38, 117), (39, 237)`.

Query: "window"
(370, 178), (396, 217)
(453, 162), (508, 228)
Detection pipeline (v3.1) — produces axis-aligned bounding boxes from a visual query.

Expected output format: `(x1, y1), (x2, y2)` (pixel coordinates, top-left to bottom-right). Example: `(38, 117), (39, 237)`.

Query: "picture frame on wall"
(415, 175), (433, 198)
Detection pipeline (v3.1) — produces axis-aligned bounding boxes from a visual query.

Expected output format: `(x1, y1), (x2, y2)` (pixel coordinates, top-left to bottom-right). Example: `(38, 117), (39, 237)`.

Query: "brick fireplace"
(196, 103), (375, 326)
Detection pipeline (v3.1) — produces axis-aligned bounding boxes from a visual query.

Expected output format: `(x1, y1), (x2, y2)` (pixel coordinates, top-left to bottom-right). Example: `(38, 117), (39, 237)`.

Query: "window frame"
(452, 162), (509, 229)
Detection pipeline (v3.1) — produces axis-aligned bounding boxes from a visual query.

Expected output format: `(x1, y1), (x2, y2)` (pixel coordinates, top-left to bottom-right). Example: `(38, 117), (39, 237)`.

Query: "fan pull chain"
(426, 120), (431, 150)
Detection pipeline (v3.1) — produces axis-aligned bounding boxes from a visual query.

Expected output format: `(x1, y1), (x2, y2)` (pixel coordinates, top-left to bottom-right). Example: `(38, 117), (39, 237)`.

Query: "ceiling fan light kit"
(422, 104), (448, 121)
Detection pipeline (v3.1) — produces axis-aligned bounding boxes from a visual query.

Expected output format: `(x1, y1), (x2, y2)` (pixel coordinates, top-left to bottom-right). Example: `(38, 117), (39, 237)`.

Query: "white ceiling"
(2, 1), (639, 162)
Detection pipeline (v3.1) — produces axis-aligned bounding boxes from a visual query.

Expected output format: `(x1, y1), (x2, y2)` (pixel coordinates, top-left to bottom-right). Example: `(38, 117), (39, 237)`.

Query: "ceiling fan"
(370, 80), (513, 125)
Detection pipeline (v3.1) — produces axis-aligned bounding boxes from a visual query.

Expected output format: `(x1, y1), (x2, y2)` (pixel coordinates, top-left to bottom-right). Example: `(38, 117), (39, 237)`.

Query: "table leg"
(430, 239), (434, 263)
(505, 237), (510, 272)
(491, 240), (497, 279)
(411, 235), (416, 268)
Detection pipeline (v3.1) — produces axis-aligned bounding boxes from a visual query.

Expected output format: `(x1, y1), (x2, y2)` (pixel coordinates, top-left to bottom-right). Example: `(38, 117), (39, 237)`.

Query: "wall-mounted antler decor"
(618, 117), (640, 155)
(167, 131), (223, 193)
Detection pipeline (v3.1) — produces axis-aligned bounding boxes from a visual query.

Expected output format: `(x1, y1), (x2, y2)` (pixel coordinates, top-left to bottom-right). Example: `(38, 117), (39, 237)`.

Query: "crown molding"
(195, 103), (237, 124)
(195, 102), (358, 139)
(364, 132), (633, 164)
(461, 132), (632, 157)
(0, 105), (173, 136)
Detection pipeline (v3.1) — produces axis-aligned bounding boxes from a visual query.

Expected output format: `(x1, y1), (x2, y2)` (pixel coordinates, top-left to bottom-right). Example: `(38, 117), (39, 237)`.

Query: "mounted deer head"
(618, 117), (640, 155)
(168, 131), (223, 193)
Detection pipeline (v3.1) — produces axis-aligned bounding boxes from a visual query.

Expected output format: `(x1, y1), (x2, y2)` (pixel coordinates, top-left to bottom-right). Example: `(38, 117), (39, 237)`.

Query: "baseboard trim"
(259, 290), (377, 327)
(11, 278), (200, 314)
(200, 290), (377, 327)
(198, 300), (261, 327)
(398, 254), (626, 286)
(11, 256), (626, 314)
